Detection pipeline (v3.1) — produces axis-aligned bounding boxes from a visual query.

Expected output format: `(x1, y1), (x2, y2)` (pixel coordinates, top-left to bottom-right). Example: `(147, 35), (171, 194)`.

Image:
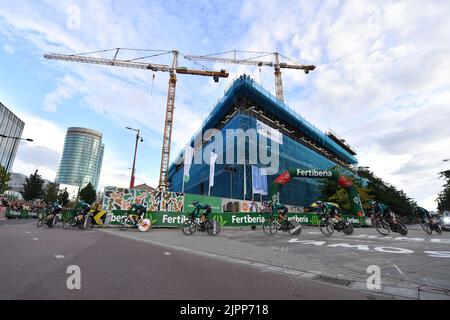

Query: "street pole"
(130, 130), (140, 189)
(0, 135), (33, 194)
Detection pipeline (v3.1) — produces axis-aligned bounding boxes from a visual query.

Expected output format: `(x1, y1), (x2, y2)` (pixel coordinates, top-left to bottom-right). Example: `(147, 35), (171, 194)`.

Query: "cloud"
(3, 44), (14, 54)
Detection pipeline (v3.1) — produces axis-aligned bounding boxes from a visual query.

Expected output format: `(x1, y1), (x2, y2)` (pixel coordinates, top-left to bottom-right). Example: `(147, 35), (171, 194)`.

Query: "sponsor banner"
(183, 194), (222, 214)
(107, 210), (369, 228)
(5, 209), (39, 219)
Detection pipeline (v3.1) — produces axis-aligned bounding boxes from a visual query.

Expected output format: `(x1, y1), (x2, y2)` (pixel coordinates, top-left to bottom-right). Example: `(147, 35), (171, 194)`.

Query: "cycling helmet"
(315, 200), (323, 206)
(192, 200), (199, 206)
(369, 200), (376, 206)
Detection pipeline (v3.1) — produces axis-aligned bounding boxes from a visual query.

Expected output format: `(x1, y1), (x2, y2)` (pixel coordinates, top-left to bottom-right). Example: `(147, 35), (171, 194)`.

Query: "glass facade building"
(168, 76), (359, 208)
(0, 102), (25, 172)
(55, 127), (105, 190)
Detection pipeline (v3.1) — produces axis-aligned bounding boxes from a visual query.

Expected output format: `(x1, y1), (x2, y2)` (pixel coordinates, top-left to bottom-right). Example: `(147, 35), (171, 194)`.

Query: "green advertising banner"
(183, 194), (222, 214)
(5, 209), (38, 219)
(107, 211), (370, 228)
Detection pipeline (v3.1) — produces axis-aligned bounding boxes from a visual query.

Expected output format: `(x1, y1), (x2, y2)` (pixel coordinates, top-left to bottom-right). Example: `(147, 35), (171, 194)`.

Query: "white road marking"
(32, 238), (39, 241)
(393, 264), (406, 277)
(54, 255), (65, 259)
(25, 232), (30, 234)
(164, 252), (171, 256)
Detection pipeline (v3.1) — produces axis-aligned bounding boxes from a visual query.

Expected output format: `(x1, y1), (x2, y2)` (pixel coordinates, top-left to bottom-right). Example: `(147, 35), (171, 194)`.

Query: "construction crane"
(185, 50), (316, 102)
(44, 48), (229, 190)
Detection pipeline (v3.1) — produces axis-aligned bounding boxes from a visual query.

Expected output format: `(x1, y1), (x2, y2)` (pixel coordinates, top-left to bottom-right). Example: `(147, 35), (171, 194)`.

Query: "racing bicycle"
(118, 213), (152, 232)
(373, 212), (408, 236)
(37, 208), (58, 228)
(182, 214), (221, 236)
(419, 217), (442, 235)
(63, 210), (92, 230)
(319, 214), (354, 236)
(262, 213), (302, 236)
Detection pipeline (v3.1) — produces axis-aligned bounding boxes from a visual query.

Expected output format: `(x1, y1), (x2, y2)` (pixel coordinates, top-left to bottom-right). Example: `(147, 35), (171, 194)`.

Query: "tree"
(356, 169), (416, 216)
(43, 183), (59, 204)
(58, 188), (70, 207)
(0, 165), (11, 194)
(20, 170), (45, 201)
(79, 182), (96, 205)
(437, 170), (450, 212)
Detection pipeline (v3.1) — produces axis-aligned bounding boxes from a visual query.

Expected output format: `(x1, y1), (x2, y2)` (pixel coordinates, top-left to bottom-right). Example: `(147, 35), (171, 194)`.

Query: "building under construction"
(168, 75), (358, 207)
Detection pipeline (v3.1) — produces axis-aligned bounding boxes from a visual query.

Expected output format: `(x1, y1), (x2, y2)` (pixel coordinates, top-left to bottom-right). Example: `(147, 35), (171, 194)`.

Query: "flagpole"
(243, 162), (247, 200)
(182, 177), (185, 193)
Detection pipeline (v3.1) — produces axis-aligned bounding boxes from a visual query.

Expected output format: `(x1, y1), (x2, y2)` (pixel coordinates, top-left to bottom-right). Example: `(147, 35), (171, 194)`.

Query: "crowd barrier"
(3, 207), (372, 228)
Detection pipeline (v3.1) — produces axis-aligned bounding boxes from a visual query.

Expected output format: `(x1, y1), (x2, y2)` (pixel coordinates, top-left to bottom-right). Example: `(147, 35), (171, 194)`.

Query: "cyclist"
(272, 201), (290, 230)
(49, 201), (63, 216)
(74, 201), (91, 225)
(129, 203), (147, 227)
(315, 201), (334, 220)
(191, 200), (211, 231)
(369, 200), (396, 224)
(414, 206), (433, 224)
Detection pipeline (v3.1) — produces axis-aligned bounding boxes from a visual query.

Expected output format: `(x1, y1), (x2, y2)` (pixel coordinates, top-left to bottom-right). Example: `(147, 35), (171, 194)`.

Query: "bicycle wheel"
(396, 222), (408, 236)
(182, 220), (197, 235)
(37, 217), (44, 228)
(319, 220), (334, 236)
(342, 221), (354, 235)
(262, 219), (272, 234)
(434, 223), (442, 234)
(205, 220), (221, 236)
(375, 219), (390, 236)
(286, 220), (302, 236)
(420, 222), (432, 234)
(263, 220), (278, 235)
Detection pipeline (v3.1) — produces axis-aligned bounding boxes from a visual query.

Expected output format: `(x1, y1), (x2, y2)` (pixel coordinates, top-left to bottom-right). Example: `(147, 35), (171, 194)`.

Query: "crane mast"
(44, 49), (229, 190)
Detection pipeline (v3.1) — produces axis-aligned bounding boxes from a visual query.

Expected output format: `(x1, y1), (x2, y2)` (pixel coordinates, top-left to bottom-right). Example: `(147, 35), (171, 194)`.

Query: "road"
(0, 220), (387, 300)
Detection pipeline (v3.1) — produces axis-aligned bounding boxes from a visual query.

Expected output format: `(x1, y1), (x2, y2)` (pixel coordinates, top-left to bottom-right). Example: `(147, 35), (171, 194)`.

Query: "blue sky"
(0, 0), (449, 210)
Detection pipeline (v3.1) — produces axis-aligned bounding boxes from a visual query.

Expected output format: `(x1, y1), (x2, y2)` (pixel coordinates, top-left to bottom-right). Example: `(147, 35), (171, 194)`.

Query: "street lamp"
(126, 127), (143, 189)
(0, 134), (34, 194)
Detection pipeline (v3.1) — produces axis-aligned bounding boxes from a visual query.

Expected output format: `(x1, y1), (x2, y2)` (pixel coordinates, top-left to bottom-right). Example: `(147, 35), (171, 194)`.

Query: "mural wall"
(102, 187), (184, 212)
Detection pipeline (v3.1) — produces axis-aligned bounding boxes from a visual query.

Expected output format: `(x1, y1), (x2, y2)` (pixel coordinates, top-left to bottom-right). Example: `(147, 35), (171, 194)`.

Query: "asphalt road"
(0, 220), (383, 300)
(99, 222), (450, 300)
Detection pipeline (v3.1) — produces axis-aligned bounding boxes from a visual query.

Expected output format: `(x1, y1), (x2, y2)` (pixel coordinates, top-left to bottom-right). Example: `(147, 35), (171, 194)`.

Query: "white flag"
(209, 151), (218, 188)
(252, 166), (268, 195)
(183, 145), (195, 183)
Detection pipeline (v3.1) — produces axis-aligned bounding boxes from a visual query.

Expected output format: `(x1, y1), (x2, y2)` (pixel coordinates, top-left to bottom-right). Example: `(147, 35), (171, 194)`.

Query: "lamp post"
(126, 127), (143, 189)
(0, 134), (34, 194)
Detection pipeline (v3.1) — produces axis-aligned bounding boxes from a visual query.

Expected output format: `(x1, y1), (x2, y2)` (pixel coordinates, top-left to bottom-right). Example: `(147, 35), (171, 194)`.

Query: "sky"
(0, 0), (449, 210)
